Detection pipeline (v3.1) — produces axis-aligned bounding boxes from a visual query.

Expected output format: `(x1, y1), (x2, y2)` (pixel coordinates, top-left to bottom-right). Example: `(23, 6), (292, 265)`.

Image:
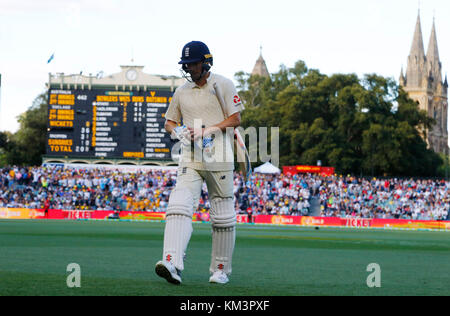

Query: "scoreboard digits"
(46, 89), (174, 160)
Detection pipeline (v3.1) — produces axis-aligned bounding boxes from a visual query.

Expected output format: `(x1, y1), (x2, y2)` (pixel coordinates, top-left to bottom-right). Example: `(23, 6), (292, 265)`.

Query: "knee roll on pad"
(210, 198), (236, 229)
(166, 188), (194, 218)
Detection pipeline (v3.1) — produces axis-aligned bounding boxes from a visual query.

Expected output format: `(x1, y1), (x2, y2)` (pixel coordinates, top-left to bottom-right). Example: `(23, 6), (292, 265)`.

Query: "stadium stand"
(0, 166), (449, 220)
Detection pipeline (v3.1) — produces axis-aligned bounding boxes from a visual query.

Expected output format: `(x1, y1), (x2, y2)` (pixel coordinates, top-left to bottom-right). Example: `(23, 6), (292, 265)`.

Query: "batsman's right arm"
(164, 120), (178, 135)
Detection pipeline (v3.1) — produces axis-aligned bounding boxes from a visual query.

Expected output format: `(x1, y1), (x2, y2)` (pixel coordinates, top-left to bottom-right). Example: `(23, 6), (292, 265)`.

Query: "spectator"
(0, 166), (448, 220)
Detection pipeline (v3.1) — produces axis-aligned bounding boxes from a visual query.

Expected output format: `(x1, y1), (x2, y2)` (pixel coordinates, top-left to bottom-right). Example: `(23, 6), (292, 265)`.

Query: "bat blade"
(234, 129), (251, 183)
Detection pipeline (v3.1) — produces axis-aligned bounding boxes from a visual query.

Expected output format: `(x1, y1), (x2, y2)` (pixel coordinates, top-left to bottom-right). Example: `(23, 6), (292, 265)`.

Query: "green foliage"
(1, 92), (48, 166)
(236, 61), (443, 177)
(436, 153), (450, 179)
(0, 132), (8, 166)
(0, 131), (15, 167)
(0, 132), (6, 148)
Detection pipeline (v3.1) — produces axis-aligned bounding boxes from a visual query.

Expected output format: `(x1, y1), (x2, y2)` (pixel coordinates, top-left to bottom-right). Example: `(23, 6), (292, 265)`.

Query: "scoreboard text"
(46, 89), (175, 160)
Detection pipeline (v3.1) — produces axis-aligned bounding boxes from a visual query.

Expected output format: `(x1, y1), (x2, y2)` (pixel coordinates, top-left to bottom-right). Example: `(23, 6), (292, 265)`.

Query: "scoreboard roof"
(48, 65), (186, 92)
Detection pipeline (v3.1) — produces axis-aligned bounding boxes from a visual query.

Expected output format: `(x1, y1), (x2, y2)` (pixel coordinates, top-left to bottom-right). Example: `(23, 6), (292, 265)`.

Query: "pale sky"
(0, 0), (448, 133)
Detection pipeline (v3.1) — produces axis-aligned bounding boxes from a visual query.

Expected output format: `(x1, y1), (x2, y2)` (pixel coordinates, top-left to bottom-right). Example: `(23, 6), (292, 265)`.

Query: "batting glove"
(171, 125), (191, 146)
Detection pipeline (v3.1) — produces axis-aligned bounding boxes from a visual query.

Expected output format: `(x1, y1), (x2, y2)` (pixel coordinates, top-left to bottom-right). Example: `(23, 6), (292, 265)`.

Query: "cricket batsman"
(155, 41), (244, 285)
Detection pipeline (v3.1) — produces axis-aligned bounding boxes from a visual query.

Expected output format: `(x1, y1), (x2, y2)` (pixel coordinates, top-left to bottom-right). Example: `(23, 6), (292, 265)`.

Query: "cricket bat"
(213, 82), (251, 183)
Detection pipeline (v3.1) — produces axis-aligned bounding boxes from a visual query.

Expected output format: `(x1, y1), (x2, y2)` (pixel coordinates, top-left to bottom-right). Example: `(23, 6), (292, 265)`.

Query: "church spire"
(409, 13), (425, 59)
(251, 46), (270, 78)
(426, 18), (442, 85)
(405, 12), (426, 88)
(399, 66), (406, 86)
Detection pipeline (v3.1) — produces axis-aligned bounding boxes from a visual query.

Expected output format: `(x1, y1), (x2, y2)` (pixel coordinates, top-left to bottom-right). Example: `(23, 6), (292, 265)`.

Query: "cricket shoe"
(209, 270), (229, 284)
(155, 260), (182, 285)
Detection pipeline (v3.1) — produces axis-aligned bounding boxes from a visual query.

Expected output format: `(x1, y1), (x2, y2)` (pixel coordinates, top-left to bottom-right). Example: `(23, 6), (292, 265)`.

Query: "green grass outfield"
(0, 219), (449, 296)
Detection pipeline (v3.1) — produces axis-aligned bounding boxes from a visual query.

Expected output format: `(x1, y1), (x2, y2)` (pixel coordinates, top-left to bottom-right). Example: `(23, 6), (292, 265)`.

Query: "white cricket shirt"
(165, 73), (245, 171)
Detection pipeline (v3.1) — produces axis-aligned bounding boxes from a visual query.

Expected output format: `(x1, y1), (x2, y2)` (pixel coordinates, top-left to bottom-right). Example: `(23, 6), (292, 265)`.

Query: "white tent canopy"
(254, 161), (281, 174)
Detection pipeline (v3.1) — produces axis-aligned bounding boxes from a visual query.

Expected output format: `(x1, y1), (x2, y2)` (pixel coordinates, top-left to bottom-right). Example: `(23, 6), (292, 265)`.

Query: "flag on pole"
(47, 53), (55, 64)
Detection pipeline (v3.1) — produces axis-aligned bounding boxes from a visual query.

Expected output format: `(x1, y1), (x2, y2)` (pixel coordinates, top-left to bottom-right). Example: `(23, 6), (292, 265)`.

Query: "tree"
(0, 131), (8, 166)
(2, 92), (48, 166)
(0, 131), (7, 149)
(235, 61), (443, 177)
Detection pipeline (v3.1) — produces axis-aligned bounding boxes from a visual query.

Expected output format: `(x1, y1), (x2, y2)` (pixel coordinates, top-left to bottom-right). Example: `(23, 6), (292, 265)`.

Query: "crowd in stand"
(315, 176), (449, 221)
(0, 166), (175, 212)
(0, 165), (449, 221)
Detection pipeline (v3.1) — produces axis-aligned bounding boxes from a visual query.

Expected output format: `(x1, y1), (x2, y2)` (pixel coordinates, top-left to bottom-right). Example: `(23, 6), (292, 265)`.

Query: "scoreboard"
(46, 89), (175, 160)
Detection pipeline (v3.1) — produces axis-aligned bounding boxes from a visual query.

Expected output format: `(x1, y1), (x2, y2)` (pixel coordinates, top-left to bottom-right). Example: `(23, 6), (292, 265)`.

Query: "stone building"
(251, 48), (270, 78)
(399, 14), (448, 154)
